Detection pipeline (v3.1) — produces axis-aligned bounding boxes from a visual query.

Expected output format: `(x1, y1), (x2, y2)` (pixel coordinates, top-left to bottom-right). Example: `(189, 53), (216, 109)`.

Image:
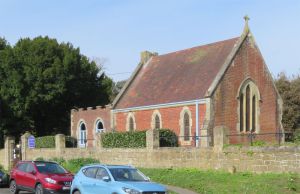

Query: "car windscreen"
(35, 162), (67, 174)
(109, 168), (148, 182)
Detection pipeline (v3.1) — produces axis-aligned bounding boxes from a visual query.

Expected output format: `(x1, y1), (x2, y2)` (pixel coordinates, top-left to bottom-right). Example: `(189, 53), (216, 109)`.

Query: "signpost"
(28, 135), (35, 149)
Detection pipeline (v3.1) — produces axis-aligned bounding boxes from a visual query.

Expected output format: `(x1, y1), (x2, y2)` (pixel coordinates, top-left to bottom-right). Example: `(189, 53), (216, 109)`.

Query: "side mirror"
(102, 176), (110, 182)
(30, 170), (36, 175)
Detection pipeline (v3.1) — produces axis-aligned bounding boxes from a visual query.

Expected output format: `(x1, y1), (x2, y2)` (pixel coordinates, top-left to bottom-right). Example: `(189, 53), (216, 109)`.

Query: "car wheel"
(35, 184), (44, 194)
(74, 190), (81, 194)
(9, 180), (19, 194)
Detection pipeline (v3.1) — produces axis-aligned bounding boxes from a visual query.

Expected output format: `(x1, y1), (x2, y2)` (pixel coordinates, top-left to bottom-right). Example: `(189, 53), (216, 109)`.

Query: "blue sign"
(28, 135), (35, 149)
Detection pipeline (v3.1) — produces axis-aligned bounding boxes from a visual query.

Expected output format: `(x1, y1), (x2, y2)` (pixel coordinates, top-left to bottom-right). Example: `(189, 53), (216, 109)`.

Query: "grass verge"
(140, 168), (300, 194)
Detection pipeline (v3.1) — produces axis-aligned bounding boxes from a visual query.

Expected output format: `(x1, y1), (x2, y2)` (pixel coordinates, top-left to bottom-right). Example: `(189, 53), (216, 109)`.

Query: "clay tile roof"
(115, 37), (240, 109)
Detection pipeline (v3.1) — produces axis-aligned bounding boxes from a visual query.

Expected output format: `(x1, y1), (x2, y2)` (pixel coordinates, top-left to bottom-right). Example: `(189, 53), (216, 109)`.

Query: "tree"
(275, 72), (300, 136)
(0, 36), (113, 137)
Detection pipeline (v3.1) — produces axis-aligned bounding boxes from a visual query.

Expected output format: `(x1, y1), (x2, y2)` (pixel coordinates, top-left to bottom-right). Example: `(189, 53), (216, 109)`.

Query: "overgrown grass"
(140, 168), (300, 194)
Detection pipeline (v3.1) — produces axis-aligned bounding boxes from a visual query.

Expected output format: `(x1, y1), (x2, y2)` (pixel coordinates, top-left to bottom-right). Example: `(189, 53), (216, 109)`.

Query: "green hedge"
(63, 158), (100, 173)
(35, 136), (55, 148)
(158, 129), (178, 147)
(101, 131), (146, 148)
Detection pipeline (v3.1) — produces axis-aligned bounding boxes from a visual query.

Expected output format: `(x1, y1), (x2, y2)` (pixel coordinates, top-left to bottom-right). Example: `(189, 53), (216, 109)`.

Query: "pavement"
(0, 188), (33, 194)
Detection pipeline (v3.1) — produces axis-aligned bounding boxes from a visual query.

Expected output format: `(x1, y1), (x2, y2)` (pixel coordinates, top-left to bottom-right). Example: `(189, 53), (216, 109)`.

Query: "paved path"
(166, 185), (198, 194)
(0, 188), (33, 194)
(1, 185), (198, 194)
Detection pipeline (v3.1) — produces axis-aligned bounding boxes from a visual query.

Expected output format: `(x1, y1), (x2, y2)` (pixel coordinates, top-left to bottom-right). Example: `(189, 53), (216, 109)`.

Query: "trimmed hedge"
(63, 158), (100, 173)
(158, 129), (178, 147)
(101, 131), (146, 148)
(35, 136), (55, 148)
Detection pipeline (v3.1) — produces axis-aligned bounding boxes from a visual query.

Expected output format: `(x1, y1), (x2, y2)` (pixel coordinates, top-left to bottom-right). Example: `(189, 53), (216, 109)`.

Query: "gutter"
(113, 99), (207, 113)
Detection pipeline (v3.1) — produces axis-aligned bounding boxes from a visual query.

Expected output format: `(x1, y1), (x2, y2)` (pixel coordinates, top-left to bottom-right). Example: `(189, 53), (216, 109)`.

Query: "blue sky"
(0, 0), (299, 81)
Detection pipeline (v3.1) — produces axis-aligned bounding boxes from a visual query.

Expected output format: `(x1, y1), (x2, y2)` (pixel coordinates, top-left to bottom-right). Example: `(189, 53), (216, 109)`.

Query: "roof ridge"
(155, 37), (240, 58)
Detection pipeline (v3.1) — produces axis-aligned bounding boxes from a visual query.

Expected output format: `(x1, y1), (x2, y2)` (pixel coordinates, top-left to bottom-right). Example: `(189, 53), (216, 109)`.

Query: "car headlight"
(122, 187), (141, 194)
(45, 177), (57, 184)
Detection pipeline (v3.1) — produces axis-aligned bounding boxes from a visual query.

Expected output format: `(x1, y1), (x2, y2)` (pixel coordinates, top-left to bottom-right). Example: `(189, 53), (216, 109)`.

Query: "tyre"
(74, 191), (81, 194)
(35, 183), (44, 194)
(9, 180), (19, 194)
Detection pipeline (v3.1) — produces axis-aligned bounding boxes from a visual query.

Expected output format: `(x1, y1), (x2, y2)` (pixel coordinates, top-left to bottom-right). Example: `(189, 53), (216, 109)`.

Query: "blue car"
(71, 164), (167, 194)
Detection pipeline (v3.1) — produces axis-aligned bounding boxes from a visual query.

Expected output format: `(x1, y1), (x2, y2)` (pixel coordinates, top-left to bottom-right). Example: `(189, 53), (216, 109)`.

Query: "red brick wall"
(213, 36), (280, 144)
(71, 106), (111, 147)
(114, 104), (206, 145)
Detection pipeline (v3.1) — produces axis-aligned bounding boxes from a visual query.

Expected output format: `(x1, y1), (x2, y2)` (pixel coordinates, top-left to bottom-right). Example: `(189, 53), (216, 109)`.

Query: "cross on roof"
(244, 15), (250, 24)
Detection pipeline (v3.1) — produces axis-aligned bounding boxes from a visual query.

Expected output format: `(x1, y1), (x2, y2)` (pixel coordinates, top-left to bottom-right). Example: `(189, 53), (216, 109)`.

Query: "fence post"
(21, 132), (31, 161)
(4, 136), (15, 170)
(55, 134), (66, 154)
(213, 126), (229, 152)
(95, 133), (103, 149)
(146, 129), (159, 149)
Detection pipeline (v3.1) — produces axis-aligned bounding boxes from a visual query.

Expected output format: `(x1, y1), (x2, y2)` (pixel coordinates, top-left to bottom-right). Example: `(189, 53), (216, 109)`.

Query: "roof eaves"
(112, 57), (153, 108)
(205, 28), (250, 97)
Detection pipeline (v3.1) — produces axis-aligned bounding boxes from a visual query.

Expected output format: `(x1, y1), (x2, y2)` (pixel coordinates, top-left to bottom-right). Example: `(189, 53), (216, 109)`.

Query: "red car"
(9, 160), (73, 194)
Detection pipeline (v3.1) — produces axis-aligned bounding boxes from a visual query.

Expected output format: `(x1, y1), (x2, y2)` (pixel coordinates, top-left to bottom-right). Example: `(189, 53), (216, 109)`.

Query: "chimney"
(140, 51), (158, 64)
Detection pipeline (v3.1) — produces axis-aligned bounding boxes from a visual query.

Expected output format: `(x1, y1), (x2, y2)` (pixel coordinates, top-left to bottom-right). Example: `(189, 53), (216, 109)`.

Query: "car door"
(23, 163), (36, 189)
(80, 167), (98, 194)
(14, 163), (28, 187)
(89, 167), (114, 194)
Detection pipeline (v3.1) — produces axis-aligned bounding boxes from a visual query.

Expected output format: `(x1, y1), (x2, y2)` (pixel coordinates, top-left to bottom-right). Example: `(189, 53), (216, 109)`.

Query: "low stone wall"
(0, 149), (5, 167)
(25, 146), (300, 173)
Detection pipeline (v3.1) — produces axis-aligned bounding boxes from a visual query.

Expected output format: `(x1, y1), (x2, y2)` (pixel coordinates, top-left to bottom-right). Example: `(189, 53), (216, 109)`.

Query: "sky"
(0, 0), (299, 81)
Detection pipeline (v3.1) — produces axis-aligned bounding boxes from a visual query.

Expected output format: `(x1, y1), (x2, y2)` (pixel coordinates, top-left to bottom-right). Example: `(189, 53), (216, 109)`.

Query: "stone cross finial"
(243, 15), (250, 33)
(244, 15), (250, 24)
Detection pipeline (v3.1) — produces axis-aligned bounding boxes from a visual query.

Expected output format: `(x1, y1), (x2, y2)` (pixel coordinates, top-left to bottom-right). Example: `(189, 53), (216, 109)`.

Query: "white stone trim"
(77, 119), (87, 148)
(113, 99), (206, 113)
(126, 112), (136, 131)
(151, 110), (162, 129)
(179, 106), (193, 145)
(237, 79), (261, 133)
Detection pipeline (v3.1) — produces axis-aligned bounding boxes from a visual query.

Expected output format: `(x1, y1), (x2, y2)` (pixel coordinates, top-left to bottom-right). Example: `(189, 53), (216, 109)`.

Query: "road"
(0, 188), (33, 194)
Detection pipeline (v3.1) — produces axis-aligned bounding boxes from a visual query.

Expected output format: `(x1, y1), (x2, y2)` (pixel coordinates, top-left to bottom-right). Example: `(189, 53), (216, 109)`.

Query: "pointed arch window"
(129, 117), (134, 132)
(79, 122), (87, 146)
(238, 80), (260, 133)
(184, 112), (190, 140)
(95, 119), (105, 133)
(155, 115), (160, 129)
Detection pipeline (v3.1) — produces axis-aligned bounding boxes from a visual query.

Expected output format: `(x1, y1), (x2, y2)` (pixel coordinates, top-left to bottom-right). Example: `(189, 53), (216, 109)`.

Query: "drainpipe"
(196, 101), (199, 147)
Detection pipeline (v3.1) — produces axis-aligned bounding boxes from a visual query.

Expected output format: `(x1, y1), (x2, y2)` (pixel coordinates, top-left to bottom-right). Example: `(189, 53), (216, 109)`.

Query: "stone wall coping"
(224, 146), (300, 153)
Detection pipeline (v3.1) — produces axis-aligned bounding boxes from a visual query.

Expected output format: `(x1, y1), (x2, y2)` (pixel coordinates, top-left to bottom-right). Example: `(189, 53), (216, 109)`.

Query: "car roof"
(82, 164), (135, 169)
(17, 160), (58, 164)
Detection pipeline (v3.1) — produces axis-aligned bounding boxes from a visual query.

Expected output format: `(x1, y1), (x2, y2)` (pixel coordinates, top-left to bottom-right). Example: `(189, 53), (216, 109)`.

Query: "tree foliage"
(0, 36), (112, 137)
(275, 72), (300, 135)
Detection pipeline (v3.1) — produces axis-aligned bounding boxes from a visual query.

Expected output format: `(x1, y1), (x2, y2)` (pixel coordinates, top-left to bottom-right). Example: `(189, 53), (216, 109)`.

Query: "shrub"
(49, 157), (66, 165)
(65, 136), (77, 148)
(35, 157), (45, 161)
(64, 158), (99, 173)
(251, 140), (266, 146)
(35, 136), (55, 148)
(158, 129), (178, 147)
(101, 131), (146, 148)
